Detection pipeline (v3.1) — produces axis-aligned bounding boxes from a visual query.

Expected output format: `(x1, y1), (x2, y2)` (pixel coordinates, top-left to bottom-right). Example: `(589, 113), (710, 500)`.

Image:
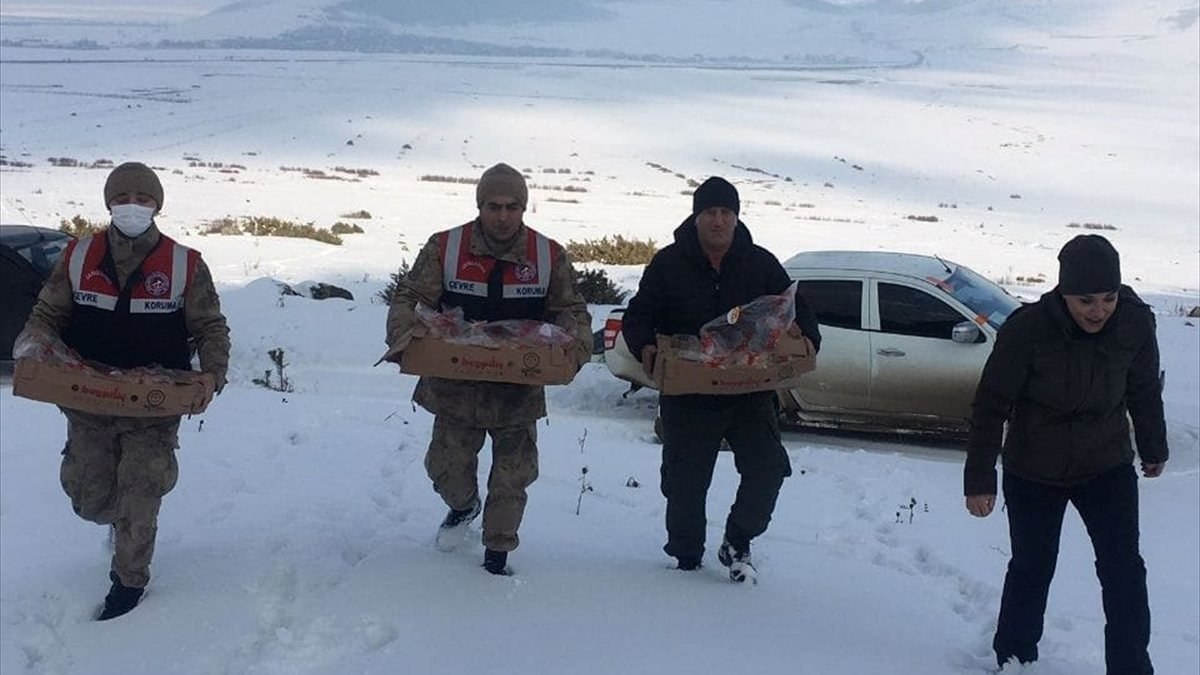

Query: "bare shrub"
(333, 166), (380, 178)
(202, 216), (342, 245)
(419, 175), (477, 185)
(331, 221), (364, 234)
(566, 235), (657, 265)
(59, 214), (105, 237)
(202, 217), (243, 236)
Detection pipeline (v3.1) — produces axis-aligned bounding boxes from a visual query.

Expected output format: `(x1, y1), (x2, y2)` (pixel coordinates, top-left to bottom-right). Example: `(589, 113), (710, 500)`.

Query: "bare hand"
(965, 494), (996, 518)
(383, 324), (427, 363)
(785, 325), (814, 355)
(197, 372), (218, 409)
(641, 345), (657, 378)
(1141, 461), (1166, 478)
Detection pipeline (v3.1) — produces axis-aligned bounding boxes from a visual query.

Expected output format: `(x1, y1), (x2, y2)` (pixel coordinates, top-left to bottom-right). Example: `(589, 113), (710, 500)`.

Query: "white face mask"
(110, 203), (155, 238)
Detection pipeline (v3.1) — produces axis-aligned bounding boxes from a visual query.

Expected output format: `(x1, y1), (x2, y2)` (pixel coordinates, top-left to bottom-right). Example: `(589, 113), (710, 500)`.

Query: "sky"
(0, 1), (1197, 674)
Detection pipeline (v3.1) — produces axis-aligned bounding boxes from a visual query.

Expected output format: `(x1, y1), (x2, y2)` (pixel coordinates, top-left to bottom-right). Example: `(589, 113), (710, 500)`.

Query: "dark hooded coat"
(964, 286), (1168, 495)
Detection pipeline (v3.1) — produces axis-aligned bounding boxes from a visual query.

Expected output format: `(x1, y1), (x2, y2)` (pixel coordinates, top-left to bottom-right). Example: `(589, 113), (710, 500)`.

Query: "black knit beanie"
(104, 162), (163, 211)
(692, 177), (740, 215)
(1058, 234), (1121, 295)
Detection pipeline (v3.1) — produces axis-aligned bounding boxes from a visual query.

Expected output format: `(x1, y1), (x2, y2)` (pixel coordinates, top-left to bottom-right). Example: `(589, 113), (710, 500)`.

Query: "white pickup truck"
(602, 250), (1023, 436)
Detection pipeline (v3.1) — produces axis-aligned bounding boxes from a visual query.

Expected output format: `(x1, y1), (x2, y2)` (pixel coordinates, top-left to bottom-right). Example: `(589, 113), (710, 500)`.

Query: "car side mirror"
(951, 321), (983, 344)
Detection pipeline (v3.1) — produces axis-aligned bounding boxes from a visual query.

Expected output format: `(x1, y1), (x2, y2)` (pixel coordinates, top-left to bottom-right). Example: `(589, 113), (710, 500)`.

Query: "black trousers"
(995, 464), (1152, 674)
(658, 393), (792, 560)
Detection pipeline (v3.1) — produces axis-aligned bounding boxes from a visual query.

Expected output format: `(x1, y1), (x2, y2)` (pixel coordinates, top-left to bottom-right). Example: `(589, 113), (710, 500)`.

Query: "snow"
(1, 1), (1197, 674)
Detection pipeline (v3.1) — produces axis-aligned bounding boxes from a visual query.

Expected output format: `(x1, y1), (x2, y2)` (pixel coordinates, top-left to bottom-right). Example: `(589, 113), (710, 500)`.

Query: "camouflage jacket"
(21, 225), (231, 389)
(386, 220), (592, 427)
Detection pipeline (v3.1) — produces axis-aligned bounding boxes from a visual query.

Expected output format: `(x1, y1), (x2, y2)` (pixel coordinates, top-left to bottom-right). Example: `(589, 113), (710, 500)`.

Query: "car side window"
(878, 283), (965, 339)
(795, 280), (862, 329)
(37, 239), (71, 275)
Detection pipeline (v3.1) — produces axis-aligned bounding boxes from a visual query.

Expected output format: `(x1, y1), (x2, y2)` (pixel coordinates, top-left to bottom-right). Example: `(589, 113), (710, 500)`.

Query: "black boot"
(96, 572), (144, 621)
(434, 497), (481, 552)
(675, 555), (702, 571)
(718, 538), (757, 584)
(483, 549), (511, 576)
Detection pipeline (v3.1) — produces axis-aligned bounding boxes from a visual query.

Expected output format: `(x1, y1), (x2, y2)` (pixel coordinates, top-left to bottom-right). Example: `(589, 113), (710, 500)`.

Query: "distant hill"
(1, 0), (1195, 69)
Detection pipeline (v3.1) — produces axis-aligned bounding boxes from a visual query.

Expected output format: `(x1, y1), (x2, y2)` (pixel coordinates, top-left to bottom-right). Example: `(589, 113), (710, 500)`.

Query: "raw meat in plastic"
(14, 329), (201, 384)
(680, 282), (799, 367)
(12, 330), (83, 365)
(415, 304), (575, 349)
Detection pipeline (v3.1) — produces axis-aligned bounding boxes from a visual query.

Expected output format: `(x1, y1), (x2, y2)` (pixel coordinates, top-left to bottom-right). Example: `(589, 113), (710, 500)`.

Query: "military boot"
(483, 549), (511, 576)
(96, 571), (144, 621)
(434, 497), (481, 552)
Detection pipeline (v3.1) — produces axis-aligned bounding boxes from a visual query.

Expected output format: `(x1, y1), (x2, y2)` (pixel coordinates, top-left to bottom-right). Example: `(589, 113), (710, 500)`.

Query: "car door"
(0, 227), (73, 360)
(867, 280), (991, 420)
(787, 277), (872, 412)
(0, 246), (45, 360)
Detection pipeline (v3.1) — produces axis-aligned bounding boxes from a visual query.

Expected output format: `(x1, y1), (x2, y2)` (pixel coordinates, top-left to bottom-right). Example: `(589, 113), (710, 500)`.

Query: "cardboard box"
(653, 334), (815, 396)
(399, 337), (576, 385)
(12, 359), (213, 417)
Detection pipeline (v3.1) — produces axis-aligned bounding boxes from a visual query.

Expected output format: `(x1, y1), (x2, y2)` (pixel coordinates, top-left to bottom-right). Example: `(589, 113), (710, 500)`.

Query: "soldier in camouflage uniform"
(385, 163), (592, 575)
(19, 162), (230, 619)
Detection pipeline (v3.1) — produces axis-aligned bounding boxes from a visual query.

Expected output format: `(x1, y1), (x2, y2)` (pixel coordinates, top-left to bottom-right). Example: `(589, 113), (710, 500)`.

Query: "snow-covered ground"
(1, 1), (1197, 673)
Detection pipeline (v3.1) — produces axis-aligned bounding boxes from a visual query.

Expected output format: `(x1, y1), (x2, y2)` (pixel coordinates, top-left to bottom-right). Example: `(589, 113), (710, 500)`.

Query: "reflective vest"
(61, 232), (196, 370)
(438, 222), (555, 322)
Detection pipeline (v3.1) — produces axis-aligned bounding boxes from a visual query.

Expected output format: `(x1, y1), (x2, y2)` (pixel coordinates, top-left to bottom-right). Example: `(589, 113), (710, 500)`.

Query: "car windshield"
(935, 264), (1021, 329)
(12, 233), (71, 276)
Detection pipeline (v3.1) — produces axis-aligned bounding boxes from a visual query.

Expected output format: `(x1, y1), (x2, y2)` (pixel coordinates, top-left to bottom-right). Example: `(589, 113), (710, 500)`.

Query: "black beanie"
(692, 176), (740, 215)
(1058, 234), (1121, 295)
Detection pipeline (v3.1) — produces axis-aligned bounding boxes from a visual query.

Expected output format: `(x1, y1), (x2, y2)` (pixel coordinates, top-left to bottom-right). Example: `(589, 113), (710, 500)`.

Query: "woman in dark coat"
(964, 234), (1167, 674)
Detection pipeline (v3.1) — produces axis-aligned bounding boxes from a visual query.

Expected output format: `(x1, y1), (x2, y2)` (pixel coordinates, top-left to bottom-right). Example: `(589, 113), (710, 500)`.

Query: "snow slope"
(1, 285), (1197, 675)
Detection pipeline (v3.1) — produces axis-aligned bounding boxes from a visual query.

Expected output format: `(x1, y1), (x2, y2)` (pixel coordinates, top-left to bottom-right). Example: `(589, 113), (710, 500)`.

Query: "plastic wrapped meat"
(692, 282), (798, 367)
(415, 303), (574, 349)
(415, 303), (470, 340)
(12, 330), (83, 365)
(13, 330), (197, 383)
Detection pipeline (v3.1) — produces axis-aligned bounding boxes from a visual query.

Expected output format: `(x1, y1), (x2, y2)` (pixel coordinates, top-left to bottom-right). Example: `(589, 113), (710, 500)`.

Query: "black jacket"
(964, 286), (1168, 495)
(622, 216), (821, 397)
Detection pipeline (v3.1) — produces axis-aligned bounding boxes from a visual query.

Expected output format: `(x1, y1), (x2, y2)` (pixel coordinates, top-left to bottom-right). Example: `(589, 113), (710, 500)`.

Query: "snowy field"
(1, 1), (1197, 674)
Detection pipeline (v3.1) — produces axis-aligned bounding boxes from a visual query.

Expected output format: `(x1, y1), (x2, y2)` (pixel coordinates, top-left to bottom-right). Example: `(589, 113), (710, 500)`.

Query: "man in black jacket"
(622, 176), (820, 583)
(964, 235), (1167, 673)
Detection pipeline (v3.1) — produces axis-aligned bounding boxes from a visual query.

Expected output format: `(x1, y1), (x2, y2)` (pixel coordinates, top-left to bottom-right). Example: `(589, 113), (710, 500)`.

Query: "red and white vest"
(437, 223), (556, 322)
(61, 232), (197, 370)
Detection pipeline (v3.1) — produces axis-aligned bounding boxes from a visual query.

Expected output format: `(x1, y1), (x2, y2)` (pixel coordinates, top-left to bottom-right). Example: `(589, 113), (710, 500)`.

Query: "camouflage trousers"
(425, 416), (538, 552)
(60, 409), (181, 588)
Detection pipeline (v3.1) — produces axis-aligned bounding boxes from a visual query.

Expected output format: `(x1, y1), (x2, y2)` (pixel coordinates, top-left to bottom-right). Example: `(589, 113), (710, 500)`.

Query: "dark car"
(1, 224), (73, 360)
